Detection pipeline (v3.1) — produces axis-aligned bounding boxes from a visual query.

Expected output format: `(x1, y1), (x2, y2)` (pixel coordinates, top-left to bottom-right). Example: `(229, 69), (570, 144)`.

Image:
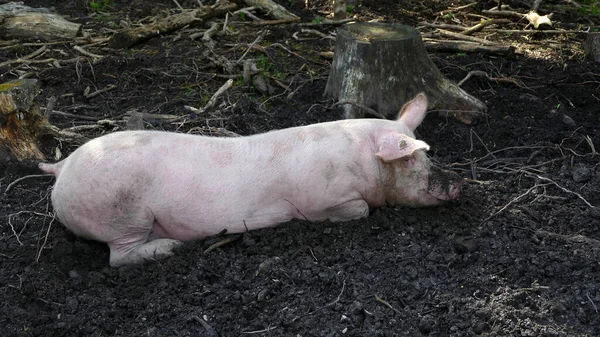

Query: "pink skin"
(39, 93), (461, 267)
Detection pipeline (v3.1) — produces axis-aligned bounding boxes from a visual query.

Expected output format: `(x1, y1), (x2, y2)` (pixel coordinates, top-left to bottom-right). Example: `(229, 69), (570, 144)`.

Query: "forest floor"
(1, 0), (599, 336)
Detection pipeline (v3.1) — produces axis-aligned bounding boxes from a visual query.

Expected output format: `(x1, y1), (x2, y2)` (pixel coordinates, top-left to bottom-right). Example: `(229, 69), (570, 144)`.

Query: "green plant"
(238, 11), (246, 21)
(89, 0), (111, 12)
(578, 0), (600, 15)
(346, 4), (355, 14)
(312, 16), (323, 24)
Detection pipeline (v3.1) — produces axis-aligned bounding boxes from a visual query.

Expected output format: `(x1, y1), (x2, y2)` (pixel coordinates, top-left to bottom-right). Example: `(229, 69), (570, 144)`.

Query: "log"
(585, 32), (600, 63)
(324, 23), (486, 124)
(0, 79), (46, 160)
(0, 2), (82, 41)
(108, 1), (237, 49)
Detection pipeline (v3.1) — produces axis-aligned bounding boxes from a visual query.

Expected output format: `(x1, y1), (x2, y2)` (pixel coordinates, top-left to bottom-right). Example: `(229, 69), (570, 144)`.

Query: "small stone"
(452, 236), (478, 254)
(323, 228), (332, 234)
(242, 233), (256, 246)
(561, 114), (576, 128)
(68, 270), (80, 279)
(66, 297), (79, 313)
(572, 167), (592, 183)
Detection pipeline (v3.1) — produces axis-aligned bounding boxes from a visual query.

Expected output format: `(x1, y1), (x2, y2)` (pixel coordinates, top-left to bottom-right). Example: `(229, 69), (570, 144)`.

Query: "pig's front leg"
(108, 239), (183, 267)
(326, 199), (369, 222)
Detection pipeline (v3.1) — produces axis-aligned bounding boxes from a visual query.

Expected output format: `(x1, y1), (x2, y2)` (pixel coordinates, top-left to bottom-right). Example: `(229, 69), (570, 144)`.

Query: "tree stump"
(324, 22), (486, 124)
(0, 79), (49, 161)
(585, 33), (600, 63)
(0, 3), (82, 41)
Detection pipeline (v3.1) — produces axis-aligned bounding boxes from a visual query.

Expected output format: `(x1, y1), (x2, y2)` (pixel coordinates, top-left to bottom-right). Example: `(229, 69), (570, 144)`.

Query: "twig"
(587, 293), (599, 314)
(83, 84), (117, 99)
(203, 235), (241, 254)
(241, 326), (277, 334)
(73, 45), (104, 59)
(481, 183), (549, 223)
(292, 277), (347, 322)
(202, 78), (234, 111)
(236, 30), (267, 64)
(5, 174), (53, 194)
(461, 18), (511, 35)
(172, 0), (184, 11)
(190, 315), (218, 337)
(36, 213), (56, 263)
(375, 295), (402, 314)
(300, 28), (336, 40)
(523, 172), (597, 209)
(436, 29), (497, 45)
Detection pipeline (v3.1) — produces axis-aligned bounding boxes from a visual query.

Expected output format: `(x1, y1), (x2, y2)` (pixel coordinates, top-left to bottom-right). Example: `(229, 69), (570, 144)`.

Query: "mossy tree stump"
(0, 79), (49, 161)
(324, 22), (486, 124)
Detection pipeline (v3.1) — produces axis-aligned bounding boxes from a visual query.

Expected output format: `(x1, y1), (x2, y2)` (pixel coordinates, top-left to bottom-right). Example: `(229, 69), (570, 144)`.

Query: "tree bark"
(585, 32), (600, 63)
(0, 79), (46, 161)
(0, 3), (81, 41)
(324, 22), (486, 124)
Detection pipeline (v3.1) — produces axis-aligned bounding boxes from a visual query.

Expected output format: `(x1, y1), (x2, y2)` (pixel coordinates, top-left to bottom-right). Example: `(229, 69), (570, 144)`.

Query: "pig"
(39, 93), (461, 267)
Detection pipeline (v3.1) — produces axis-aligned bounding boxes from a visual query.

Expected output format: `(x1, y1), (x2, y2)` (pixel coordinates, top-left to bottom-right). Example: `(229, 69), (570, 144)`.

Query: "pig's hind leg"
(326, 199), (369, 222)
(105, 211), (182, 267)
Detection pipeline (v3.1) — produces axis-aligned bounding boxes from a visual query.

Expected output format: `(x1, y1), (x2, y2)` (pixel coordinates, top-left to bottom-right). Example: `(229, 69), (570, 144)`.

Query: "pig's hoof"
(109, 239), (184, 267)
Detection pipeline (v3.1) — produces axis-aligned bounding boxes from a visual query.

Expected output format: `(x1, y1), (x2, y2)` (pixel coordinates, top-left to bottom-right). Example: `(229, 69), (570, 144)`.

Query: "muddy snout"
(427, 166), (462, 201)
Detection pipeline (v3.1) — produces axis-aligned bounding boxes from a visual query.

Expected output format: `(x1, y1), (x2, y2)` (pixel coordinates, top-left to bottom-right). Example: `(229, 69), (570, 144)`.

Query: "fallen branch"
(460, 18), (511, 35)
(482, 9), (553, 30)
(108, 1), (237, 48)
(425, 41), (515, 56)
(435, 29), (497, 46)
(242, 0), (299, 20)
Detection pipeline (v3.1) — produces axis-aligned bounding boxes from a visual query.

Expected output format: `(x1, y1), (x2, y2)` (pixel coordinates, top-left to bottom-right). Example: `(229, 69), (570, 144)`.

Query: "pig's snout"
(426, 167), (462, 201)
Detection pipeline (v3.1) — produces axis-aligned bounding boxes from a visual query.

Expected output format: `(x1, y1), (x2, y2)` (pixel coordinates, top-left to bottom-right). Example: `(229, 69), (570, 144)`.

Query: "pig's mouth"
(426, 167), (463, 202)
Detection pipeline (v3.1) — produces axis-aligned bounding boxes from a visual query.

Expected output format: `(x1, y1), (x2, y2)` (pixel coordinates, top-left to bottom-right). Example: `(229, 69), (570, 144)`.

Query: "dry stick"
(485, 29), (583, 34)
(203, 78), (233, 111)
(435, 2), (477, 15)
(419, 22), (466, 31)
(84, 84), (117, 99)
(236, 30), (267, 64)
(190, 315), (218, 337)
(36, 214), (56, 263)
(481, 183), (549, 224)
(523, 172), (597, 209)
(241, 326), (278, 334)
(203, 235), (241, 254)
(172, 0), (184, 11)
(375, 295), (402, 314)
(5, 174), (53, 194)
(233, 7), (263, 21)
(43, 108), (103, 121)
(292, 277), (347, 322)
(300, 28), (335, 40)
(436, 29), (497, 45)
(460, 18), (511, 35)
(72, 45), (104, 59)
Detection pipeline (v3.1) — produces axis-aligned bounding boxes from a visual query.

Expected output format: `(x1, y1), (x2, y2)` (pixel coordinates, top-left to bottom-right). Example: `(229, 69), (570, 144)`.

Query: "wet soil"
(1, 0), (599, 336)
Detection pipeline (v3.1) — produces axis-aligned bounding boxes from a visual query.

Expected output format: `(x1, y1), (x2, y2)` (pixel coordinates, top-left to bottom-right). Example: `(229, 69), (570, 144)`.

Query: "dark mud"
(1, 1), (599, 336)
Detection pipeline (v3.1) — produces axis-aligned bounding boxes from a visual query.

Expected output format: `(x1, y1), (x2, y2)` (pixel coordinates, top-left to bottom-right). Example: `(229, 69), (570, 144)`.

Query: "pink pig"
(39, 93), (461, 266)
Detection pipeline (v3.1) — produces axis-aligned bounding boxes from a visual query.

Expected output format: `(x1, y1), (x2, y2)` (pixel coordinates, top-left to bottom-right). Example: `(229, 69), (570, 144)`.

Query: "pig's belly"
(146, 194), (299, 241)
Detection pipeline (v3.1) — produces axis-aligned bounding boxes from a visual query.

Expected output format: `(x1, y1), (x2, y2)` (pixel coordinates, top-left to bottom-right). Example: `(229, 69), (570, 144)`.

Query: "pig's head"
(374, 93), (462, 207)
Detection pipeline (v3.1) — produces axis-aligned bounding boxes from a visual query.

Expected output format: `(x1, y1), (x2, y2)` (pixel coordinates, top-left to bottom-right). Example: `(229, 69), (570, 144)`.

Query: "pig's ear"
(396, 93), (428, 131)
(376, 133), (430, 162)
